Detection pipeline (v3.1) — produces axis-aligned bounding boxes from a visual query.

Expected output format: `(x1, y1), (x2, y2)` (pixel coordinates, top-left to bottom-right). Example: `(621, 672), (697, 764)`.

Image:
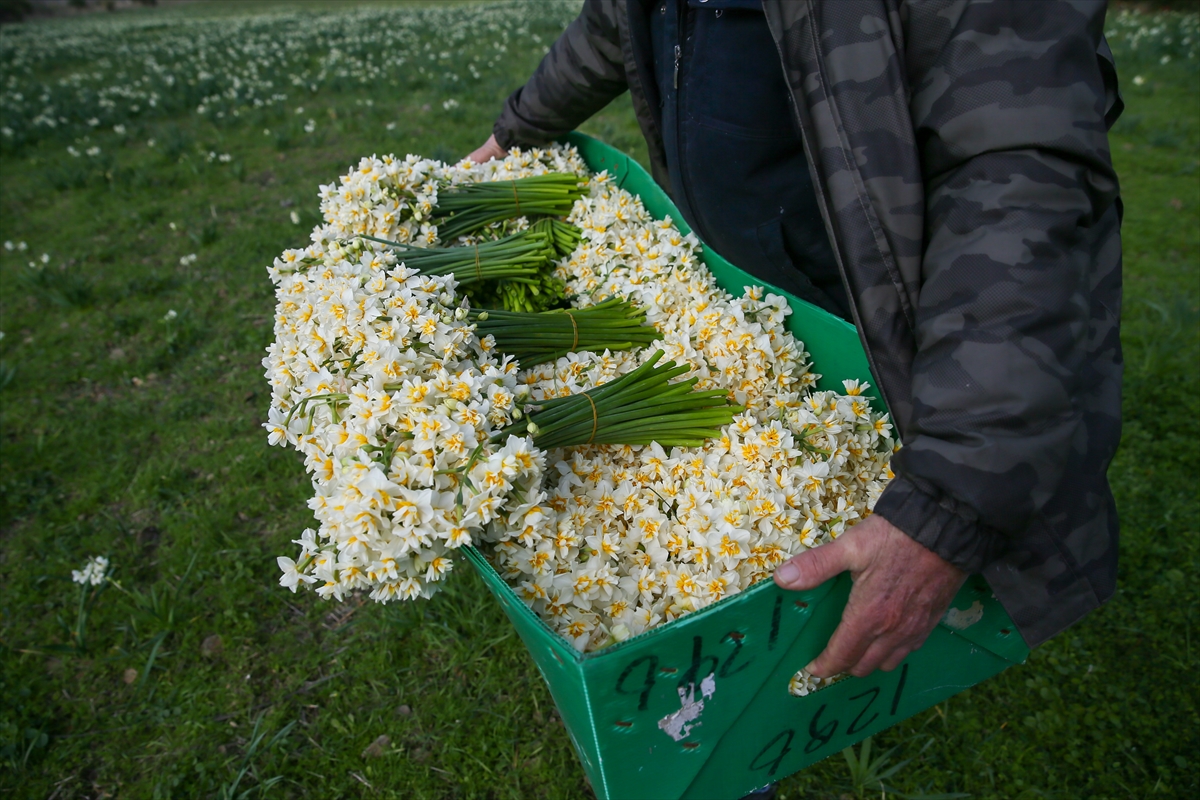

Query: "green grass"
(0, 2), (1197, 798)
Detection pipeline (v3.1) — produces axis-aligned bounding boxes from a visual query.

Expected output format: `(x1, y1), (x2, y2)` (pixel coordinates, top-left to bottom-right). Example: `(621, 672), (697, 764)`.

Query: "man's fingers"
(849, 638), (911, 678)
(805, 612), (873, 678)
(774, 536), (853, 591)
(466, 134), (505, 164)
(877, 647), (910, 674)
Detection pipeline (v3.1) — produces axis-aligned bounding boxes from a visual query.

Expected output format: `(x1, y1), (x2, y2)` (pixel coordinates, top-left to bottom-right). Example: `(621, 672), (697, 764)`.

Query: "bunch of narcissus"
(265, 145), (895, 653)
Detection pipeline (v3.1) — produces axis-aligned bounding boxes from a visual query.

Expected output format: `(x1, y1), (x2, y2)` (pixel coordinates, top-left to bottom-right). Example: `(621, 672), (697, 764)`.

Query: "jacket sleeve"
(870, 0), (1123, 573)
(493, 0), (629, 149)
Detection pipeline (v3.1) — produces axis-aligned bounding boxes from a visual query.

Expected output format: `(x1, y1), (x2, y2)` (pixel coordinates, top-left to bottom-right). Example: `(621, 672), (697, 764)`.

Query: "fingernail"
(776, 561), (800, 586)
(804, 661), (822, 677)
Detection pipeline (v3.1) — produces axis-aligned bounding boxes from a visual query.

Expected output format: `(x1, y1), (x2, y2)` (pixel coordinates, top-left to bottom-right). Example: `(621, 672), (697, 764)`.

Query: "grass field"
(0, 2), (1197, 798)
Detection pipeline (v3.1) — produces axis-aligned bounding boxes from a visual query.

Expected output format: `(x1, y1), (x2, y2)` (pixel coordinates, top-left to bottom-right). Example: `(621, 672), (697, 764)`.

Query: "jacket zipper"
(673, 5), (706, 240)
(760, 3), (901, 428)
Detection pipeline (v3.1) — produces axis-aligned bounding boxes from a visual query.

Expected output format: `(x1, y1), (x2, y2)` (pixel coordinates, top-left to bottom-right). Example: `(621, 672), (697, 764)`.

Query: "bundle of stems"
(434, 174), (585, 240)
(507, 351), (741, 450)
(472, 298), (660, 367)
(530, 217), (582, 258)
(480, 220), (579, 311)
(360, 227), (557, 286)
(489, 273), (565, 314)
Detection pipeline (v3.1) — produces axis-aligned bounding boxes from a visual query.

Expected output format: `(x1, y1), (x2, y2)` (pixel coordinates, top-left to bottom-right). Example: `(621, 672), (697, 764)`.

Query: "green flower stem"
(471, 298), (660, 366)
(503, 351), (741, 450)
(434, 175), (585, 240)
(530, 217), (582, 257)
(359, 227), (561, 286)
(283, 392), (349, 428)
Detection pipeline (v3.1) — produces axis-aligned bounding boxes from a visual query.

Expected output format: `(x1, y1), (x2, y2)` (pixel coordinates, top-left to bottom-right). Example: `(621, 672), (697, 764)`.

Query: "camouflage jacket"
(493, 0), (1123, 647)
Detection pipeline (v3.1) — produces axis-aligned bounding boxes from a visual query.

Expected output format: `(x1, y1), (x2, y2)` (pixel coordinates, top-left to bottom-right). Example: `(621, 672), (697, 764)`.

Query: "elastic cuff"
(872, 474), (1005, 574)
(492, 118), (522, 151)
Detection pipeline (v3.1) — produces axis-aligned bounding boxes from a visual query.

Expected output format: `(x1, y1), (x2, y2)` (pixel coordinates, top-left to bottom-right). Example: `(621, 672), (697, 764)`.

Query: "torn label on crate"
(942, 601), (985, 630)
(658, 673), (716, 741)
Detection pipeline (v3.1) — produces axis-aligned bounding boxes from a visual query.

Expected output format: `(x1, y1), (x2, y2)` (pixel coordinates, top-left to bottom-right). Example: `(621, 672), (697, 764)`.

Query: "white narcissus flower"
(277, 556), (315, 592)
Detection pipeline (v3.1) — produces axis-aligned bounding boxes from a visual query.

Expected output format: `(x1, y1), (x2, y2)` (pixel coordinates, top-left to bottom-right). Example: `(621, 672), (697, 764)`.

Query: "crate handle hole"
(681, 741), (701, 750)
(999, 628), (1011, 636)
(659, 667), (678, 675)
(794, 600), (809, 609)
(614, 720), (633, 729)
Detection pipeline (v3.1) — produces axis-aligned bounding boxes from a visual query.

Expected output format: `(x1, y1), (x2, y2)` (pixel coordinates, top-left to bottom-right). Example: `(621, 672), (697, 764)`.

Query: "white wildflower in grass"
(72, 556), (109, 586)
(179, 253), (197, 266)
(17, 242), (26, 252)
(303, 119), (316, 134)
(442, 99), (460, 111)
(147, 138), (156, 148)
(39, 252), (50, 264)
(85, 146), (101, 157)
(2, 241), (10, 251)
(290, 210), (301, 225)
(218, 153), (232, 163)
(163, 309), (178, 322)
(0, 0), (589, 150)
(113, 124), (126, 135)
(67, 145), (81, 157)
(269, 144), (895, 652)
(1134, 75), (1146, 85)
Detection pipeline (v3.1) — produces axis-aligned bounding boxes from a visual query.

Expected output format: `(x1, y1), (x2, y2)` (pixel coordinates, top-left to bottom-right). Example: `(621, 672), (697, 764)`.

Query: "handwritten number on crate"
(805, 703), (838, 754)
(748, 662), (912, 775)
(891, 663), (908, 714)
(678, 636), (719, 691)
(846, 687), (880, 735)
(768, 595), (782, 651)
(616, 655), (659, 711)
(749, 729), (795, 778)
(719, 631), (752, 678)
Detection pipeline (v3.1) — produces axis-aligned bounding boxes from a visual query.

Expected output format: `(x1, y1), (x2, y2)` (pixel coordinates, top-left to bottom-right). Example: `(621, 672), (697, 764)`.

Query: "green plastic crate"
(463, 132), (1029, 800)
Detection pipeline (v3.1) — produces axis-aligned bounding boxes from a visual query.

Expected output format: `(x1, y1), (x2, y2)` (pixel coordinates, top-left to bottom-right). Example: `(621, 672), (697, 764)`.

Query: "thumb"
(774, 536), (853, 591)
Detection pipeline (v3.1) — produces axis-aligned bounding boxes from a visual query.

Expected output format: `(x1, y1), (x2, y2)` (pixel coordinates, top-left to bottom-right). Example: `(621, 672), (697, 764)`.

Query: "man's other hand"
(773, 514), (967, 678)
(467, 134), (506, 164)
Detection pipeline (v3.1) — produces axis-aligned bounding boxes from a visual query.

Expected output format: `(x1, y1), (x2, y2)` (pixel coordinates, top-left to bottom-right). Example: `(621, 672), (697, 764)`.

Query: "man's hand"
(774, 514), (966, 678)
(467, 134), (506, 164)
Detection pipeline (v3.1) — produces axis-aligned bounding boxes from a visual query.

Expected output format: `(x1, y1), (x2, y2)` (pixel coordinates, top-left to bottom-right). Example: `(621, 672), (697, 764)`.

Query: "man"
(470, 0), (1122, 756)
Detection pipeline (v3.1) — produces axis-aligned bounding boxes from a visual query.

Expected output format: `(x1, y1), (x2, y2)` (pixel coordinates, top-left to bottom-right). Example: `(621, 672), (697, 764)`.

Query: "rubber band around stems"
(566, 311), (579, 350)
(584, 392), (598, 445)
(510, 180), (521, 216)
(473, 243), (482, 281)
